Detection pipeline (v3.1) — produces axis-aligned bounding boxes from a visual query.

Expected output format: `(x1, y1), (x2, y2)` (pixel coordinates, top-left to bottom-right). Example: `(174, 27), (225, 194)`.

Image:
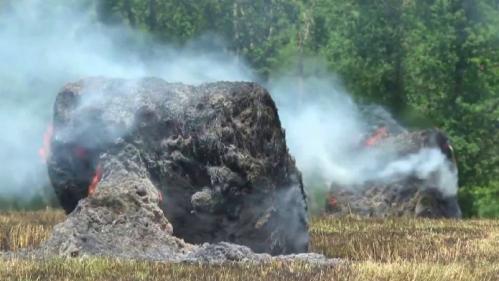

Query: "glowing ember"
(327, 195), (337, 208)
(38, 124), (53, 163)
(73, 146), (88, 158)
(88, 165), (103, 196)
(365, 127), (389, 147)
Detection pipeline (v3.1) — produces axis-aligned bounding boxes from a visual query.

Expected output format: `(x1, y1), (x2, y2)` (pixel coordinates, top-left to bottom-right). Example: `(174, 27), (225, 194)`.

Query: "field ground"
(0, 210), (498, 280)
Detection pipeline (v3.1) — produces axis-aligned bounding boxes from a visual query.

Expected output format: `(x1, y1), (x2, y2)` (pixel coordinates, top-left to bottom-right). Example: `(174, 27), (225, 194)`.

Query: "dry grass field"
(0, 209), (498, 280)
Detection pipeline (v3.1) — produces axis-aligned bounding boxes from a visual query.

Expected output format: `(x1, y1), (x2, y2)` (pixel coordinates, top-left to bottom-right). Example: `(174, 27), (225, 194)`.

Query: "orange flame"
(327, 195), (337, 208)
(88, 165), (103, 196)
(365, 127), (389, 147)
(73, 146), (88, 158)
(39, 124), (53, 163)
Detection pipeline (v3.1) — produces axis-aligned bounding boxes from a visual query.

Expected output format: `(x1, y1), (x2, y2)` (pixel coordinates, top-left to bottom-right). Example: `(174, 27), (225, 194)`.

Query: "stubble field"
(0, 210), (498, 281)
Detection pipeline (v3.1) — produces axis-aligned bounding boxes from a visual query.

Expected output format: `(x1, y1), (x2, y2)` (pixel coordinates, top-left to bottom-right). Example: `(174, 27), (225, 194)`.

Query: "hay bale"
(47, 77), (309, 255)
(325, 129), (462, 219)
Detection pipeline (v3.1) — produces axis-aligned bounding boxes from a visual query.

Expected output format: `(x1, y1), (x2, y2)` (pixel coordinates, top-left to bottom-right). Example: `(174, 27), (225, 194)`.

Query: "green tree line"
(96, 0), (498, 217)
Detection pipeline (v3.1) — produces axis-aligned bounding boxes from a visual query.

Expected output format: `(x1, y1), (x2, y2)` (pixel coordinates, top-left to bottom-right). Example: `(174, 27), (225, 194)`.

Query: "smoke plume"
(0, 0), (457, 208)
(0, 0), (252, 202)
(270, 75), (458, 199)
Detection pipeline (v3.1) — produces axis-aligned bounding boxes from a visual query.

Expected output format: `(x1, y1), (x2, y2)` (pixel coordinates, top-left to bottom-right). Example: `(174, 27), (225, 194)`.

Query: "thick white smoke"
(377, 148), (458, 197)
(0, 0), (457, 207)
(270, 75), (458, 198)
(0, 0), (252, 201)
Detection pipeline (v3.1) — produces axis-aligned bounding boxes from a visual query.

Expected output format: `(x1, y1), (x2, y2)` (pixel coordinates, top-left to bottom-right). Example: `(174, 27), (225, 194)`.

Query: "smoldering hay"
(36, 77), (338, 264)
(270, 76), (462, 219)
(325, 129), (462, 218)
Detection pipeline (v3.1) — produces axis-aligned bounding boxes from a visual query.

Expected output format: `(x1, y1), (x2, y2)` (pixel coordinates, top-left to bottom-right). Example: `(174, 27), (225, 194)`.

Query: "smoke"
(0, 0), (457, 207)
(270, 75), (458, 198)
(0, 0), (252, 201)
(377, 148), (458, 197)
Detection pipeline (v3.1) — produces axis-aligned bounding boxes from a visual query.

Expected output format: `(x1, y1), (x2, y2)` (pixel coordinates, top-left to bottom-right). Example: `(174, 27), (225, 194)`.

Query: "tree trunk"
(390, 1), (406, 114)
(232, 0), (241, 63)
(147, 0), (157, 31)
(297, 2), (315, 102)
(123, 0), (135, 27)
(451, 0), (475, 110)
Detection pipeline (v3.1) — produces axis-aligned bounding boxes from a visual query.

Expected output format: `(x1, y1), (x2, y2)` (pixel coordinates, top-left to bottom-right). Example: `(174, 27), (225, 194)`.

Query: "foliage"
(471, 181), (499, 218)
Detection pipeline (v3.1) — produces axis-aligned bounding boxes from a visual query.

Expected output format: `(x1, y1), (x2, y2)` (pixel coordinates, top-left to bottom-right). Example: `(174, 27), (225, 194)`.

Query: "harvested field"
(1, 210), (498, 280)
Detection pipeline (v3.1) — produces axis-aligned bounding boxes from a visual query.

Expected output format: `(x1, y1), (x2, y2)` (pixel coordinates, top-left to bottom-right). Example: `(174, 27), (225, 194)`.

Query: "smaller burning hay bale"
(45, 77), (309, 258)
(325, 129), (462, 219)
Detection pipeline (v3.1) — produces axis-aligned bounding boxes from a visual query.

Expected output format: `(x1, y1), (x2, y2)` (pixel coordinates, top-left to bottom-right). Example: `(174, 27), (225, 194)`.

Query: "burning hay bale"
(325, 129), (462, 219)
(45, 77), (309, 258)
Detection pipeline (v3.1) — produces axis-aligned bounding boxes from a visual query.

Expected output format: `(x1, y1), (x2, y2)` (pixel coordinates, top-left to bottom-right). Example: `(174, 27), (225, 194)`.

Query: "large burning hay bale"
(46, 77), (309, 256)
(39, 140), (330, 263)
(325, 129), (462, 219)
